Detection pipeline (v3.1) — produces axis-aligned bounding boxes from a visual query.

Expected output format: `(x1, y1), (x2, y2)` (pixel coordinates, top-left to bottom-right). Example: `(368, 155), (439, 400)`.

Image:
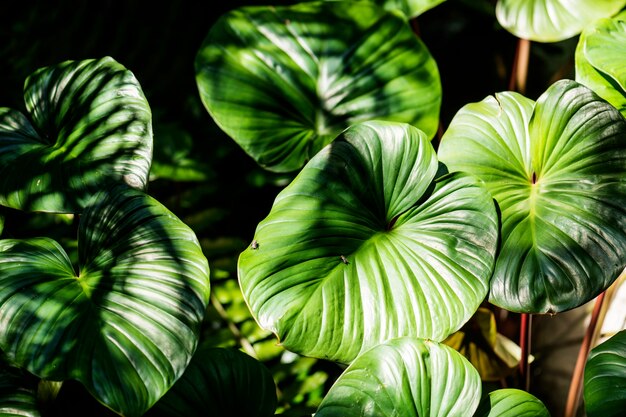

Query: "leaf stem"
(508, 38), (531, 94)
(519, 312), (532, 391)
(563, 291), (607, 417)
(210, 293), (258, 359)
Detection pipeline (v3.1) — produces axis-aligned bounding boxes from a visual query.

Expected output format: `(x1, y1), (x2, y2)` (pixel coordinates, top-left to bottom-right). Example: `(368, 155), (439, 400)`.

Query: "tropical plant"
(1, 0), (626, 416)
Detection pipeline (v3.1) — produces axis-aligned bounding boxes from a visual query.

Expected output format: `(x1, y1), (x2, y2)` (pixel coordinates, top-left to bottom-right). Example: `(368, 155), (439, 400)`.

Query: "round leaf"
(239, 121), (498, 363)
(150, 347), (276, 417)
(438, 80), (626, 313)
(0, 185), (211, 417)
(315, 337), (482, 417)
(195, 2), (441, 172)
(496, 0), (626, 42)
(576, 11), (626, 118)
(473, 389), (550, 417)
(584, 330), (626, 417)
(0, 57), (152, 213)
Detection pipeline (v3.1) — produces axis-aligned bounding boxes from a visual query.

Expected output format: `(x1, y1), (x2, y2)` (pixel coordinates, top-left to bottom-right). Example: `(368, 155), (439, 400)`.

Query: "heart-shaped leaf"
(195, 2), (441, 172)
(315, 337), (482, 417)
(239, 121), (498, 363)
(438, 80), (626, 313)
(0, 185), (211, 417)
(0, 57), (152, 213)
(496, 0), (626, 42)
(150, 347), (276, 417)
(472, 389), (550, 417)
(584, 330), (626, 417)
(576, 11), (626, 118)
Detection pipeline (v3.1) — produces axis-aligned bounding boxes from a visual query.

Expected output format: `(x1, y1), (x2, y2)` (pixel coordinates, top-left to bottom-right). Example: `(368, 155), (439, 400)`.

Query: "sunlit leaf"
(576, 11), (626, 118)
(473, 389), (550, 417)
(0, 185), (211, 417)
(316, 337), (482, 417)
(196, 2), (441, 172)
(584, 330), (626, 417)
(439, 80), (626, 313)
(304, 0), (446, 19)
(239, 121), (498, 363)
(496, 0), (625, 42)
(0, 57), (152, 213)
(150, 347), (276, 417)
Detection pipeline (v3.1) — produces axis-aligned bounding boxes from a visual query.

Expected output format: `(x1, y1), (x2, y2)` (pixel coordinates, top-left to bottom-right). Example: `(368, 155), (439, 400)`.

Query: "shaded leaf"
(304, 0), (446, 19)
(0, 57), (152, 213)
(316, 337), (482, 417)
(496, 0), (625, 42)
(195, 2), (441, 172)
(150, 347), (276, 417)
(576, 11), (626, 118)
(439, 80), (626, 313)
(473, 389), (550, 417)
(0, 185), (211, 417)
(584, 330), (626, 417)
(0, 361), (41, 417)
(239, 121), (498, 363)
(443, 308), (517, 381)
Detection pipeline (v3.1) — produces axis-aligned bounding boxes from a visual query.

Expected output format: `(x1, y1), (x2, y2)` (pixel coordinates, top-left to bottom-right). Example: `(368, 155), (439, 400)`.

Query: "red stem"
(564, 291), (607, 417)
(508, 38), (530, 94)
(519, 312), (532, 391)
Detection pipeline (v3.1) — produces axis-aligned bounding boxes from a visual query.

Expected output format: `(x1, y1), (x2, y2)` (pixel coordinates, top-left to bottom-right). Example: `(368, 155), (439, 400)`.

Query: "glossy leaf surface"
(473, 389), (550, 417)
(239, 121), (498, 363)
(316, 337), (481, 417)
(0, 57), (152, 213)
(496, 0), (626, 42)
(196, 2), (441, 172)
(576, 11), (626, 118)
(439, 80), (626, 313)
(306, 0), (446, 18)
(0, 186), (211, 417)
(584, 330), (626, 417)
(150, 347), (276, 417)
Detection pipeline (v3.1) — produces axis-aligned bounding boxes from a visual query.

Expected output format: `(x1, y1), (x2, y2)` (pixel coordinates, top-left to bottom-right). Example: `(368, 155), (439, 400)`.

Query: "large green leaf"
(576, 11), (626, 118)
(315, 337), (482, 417)
(239, 121), (498, 363)
(0, 361), (40, 417)
(584, 330), (626, 417)
(496, 0), (626, 42)
(473, 389), (550, 417)
(195, 2), (441, 173)
(0, 57), (152, 213)
(0, 185), (211, 417)
(438, 80), (626, 313)
(150, 347), (276, 417)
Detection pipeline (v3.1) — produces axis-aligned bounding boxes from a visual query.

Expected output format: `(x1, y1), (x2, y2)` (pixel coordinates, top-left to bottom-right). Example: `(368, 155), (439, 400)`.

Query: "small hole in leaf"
(532, 172), (537, 184)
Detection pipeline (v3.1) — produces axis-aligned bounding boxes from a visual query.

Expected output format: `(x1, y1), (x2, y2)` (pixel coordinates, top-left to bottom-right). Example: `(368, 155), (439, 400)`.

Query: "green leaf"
(315, 337), (482, 417)
(0, 57), (152, 213)
(576, 11), (626, 118)
(496, 0), (626, 42)
(0, 185), (211, 417)
(584, 330), (626, 417)
(0, 361), (41, 417)
(438, 80), (626, 313)
(239, 121), (498, 363)
(150, 347), (276, 417)
(303, 0), (446, 19)
(473, 389), (550, 417)
(150, 124), (212, 182)
(195, 2), (441, 172)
